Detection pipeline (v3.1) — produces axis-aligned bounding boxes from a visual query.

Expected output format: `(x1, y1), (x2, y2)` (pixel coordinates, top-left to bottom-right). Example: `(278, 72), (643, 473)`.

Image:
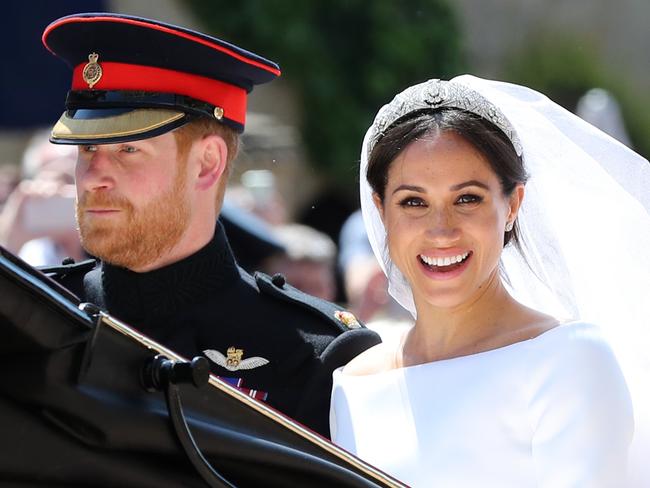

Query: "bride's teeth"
(420, 252), (469, 267)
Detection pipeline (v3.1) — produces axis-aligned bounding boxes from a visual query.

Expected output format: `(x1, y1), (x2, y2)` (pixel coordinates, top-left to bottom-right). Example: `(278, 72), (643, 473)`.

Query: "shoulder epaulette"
(39, 258), (98, 278)
(254, 271), (363, 334)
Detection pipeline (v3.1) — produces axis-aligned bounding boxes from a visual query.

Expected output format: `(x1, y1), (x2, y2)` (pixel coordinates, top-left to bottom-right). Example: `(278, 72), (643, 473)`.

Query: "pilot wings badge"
(203, 347), (270, 372)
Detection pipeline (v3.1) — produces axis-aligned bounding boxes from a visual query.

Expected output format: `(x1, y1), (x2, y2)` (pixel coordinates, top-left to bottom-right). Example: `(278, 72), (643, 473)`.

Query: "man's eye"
(122, 145), (138, 153)
(457, 194), (482, 205)
(82, 145), (98, 153)
(399, 197), (426, 208)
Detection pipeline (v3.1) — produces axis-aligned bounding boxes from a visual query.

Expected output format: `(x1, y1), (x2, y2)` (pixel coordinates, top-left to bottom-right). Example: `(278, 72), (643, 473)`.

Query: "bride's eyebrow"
(392, 184), (425, 195)
(391, 180), (490, 195)
(449, 180), (489, 191)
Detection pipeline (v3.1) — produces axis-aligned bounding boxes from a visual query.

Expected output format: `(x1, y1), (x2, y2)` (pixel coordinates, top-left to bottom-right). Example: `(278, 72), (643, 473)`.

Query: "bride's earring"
(505, 221), (514, 232)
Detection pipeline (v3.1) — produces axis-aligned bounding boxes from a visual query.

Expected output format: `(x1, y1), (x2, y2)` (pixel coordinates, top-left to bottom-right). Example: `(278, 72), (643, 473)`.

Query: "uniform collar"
(101, 222), (239, 324)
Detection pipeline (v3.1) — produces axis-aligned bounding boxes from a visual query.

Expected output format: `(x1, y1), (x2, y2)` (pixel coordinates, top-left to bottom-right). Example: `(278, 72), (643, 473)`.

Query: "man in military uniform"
(41, 13), (380, 438)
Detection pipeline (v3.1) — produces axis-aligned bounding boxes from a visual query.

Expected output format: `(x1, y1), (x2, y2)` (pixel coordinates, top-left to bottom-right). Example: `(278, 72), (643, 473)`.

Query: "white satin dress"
(330, 322), (633, 487)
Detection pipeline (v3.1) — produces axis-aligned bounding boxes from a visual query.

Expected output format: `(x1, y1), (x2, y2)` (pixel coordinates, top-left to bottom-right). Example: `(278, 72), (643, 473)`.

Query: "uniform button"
(271, 273), (286, 288)
(61, 257), (75, 265)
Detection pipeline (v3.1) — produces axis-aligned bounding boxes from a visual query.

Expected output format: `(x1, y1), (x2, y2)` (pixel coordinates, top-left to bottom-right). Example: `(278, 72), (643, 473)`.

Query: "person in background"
(0, 130), (82, 265)
(239, 169), (288, 225)
(338, 209), (413, 341)
(0, 164), (19, 212)
(218, 199), (287, 273)
(38, 12), (380, 438)
(225, 169), (288, 228)
(330, 75), (650, 486)
(576, 88), (632, 147)
(261, 223), (337, 302)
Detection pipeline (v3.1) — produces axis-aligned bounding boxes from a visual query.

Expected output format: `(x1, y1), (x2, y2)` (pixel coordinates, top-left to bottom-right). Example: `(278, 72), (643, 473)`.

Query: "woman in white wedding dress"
(330, 76), (650, 487)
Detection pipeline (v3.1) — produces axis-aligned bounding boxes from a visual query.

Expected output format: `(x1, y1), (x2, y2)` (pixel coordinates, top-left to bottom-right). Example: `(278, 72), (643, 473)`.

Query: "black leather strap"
(165, 383), (236, 488)
(143, 355), (236, 488)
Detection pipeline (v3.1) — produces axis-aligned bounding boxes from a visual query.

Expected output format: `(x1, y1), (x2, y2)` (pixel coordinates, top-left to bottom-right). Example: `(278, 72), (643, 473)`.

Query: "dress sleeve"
(527, 324), (634, 487)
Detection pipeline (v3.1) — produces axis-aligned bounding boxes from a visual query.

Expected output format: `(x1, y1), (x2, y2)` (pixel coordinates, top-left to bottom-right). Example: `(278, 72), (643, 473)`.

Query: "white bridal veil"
(359, 75), (650, 484)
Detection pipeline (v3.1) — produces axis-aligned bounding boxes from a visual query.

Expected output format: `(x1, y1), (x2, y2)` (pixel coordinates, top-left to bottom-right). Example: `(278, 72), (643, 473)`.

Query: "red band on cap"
(72, 62), (246, 125)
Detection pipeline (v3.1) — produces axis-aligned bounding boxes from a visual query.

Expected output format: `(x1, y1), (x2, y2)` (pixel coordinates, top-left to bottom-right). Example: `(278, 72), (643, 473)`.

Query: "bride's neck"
(403, 272), (517, 365)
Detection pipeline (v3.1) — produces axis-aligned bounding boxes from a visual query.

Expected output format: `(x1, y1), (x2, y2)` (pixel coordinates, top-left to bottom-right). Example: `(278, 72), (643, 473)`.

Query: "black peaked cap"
(43, 13), (280, 142)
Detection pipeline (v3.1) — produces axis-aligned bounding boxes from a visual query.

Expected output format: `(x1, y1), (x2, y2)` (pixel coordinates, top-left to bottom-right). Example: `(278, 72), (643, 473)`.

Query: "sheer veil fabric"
(359, 75), (650, 483)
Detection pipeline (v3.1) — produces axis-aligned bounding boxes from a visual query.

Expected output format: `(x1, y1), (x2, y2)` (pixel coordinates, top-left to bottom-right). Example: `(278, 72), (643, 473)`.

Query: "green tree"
(184, 0), (463, 190)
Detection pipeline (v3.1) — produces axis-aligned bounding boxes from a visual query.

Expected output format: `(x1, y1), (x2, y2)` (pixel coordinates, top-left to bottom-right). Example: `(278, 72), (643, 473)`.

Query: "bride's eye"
(399, 196), (426, 208)
(456, 194), (482, 205)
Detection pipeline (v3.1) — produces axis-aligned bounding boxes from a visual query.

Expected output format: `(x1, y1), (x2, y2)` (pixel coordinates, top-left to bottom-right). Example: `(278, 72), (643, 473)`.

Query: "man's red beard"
(76, 169), (190, 270)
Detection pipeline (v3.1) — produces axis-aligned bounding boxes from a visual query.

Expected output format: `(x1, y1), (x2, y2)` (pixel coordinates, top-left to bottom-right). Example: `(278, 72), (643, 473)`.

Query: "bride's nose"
(423, 207), (461, 242)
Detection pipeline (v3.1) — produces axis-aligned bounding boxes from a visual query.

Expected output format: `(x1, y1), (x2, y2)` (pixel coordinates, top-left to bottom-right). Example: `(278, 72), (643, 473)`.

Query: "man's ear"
(195, 134), (228, 191)
(372, 192), (385, 224)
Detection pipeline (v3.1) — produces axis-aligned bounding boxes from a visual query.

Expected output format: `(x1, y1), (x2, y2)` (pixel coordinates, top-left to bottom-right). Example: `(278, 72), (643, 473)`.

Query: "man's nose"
(77, 150), (116, 192)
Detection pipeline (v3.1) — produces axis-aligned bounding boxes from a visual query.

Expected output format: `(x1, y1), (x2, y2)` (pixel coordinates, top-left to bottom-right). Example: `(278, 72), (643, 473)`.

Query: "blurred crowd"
(0, 130), (83, 266)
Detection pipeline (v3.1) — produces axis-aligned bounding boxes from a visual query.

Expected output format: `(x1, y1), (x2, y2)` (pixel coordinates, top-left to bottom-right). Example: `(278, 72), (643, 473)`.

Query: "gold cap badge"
(334, 310), (361, 329)
(82, 52), (103, 89)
